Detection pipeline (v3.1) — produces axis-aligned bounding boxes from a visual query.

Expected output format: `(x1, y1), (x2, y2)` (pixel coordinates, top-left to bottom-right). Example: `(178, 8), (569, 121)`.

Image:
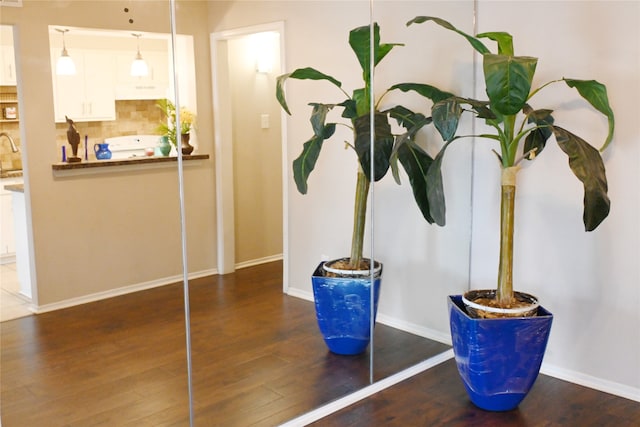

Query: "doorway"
(210, 22), (287, 289)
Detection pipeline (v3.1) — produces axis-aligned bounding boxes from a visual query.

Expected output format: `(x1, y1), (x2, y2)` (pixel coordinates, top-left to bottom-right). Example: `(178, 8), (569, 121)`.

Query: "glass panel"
(201, 1), (378, 423)
(368, 1), (475, 383)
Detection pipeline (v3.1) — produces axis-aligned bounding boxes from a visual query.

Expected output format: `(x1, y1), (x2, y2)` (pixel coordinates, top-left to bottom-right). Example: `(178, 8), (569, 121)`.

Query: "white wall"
(209, 0), (639, 399)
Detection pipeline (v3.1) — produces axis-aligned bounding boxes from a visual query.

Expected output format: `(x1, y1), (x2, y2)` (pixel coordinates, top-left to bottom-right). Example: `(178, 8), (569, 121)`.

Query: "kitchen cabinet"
(114, 51), (170, 100)
(0, 85), (18, 122)
(0, 178), (18, 260)
(51, 49), (116, 123)
(0, 45), (16, 86)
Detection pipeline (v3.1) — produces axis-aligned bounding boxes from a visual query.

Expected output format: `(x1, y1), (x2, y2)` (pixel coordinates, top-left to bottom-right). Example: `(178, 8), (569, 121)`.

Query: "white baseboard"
(376, 313), (452, 346)
(286, 287), (313, 301)
(235, 254), (283, 270)
(541, 363), (640, 403)
(35, 256), (284, 314)
(34, 268), (217, 314)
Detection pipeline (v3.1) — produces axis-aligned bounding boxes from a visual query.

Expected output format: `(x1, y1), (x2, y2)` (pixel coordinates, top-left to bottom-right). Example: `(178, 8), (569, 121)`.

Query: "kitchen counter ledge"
(52, 154), (209, 177)
(3, 183), (24, 193)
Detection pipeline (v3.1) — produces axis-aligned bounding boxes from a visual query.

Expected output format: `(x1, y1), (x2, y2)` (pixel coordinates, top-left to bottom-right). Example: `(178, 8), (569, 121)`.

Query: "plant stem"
(350, 167), (370, 269)
(497, 166), (518, 305)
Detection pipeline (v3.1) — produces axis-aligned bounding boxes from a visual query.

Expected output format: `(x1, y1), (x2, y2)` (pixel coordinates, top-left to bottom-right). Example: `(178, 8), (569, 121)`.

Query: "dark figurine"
(65, 115), (81, 162)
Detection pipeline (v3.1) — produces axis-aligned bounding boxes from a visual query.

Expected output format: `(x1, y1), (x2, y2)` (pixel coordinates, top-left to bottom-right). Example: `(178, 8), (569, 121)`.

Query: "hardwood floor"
(1, 261), (449, 426)
(3, 260), (638, 426)
(314, 358), (640, 426)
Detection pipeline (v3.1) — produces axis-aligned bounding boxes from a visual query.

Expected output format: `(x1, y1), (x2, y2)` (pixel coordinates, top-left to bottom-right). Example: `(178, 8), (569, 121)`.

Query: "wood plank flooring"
(314, 358), (640, 426)
(4, 260), (638, 426)
(1, 260), (449, 426)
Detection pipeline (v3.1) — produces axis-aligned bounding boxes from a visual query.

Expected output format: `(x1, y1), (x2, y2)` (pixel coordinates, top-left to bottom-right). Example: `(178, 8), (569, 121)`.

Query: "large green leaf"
(389, 83), (458, 141)
(477, 32), (514, 55)
(387, 107), (431, 186)
(339, 99), (357, 120)
(354, 113), (394, 182)
(292, 103), (337, 194)
(432, 98), (462, 142)
(396, 141), (437, 224)
(292, 123), (336, 195)
(349, 23), (402, 89)
(484, 54), (538, 115)
(276, 67), (343, 115)
(552, 126), (610, 231)
(309, 103), (335, 136)
(523, 106), (554, 159)
(351, 88), (369, 118)
(386, 105), (431, 131)
(462, 98), (496, 120)
(564, 79), (615, 151)
(390, 83), (455, 104)
(424, 141), (453, 226)
(407, 16), (490, 55)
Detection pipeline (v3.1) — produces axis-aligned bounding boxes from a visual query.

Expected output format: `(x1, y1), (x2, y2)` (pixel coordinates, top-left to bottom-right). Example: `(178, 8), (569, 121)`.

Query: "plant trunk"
(496, 166), (518, 306)
(350, 167), (370, 269)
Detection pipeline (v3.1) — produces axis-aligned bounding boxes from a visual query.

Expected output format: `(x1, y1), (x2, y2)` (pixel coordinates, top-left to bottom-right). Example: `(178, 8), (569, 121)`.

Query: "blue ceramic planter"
(448, 295), (553, 411)
(311, 261), (382, 355)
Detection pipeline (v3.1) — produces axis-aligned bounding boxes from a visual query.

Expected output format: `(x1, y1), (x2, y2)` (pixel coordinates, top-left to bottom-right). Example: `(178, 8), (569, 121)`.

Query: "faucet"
(0, 132), (20, 174)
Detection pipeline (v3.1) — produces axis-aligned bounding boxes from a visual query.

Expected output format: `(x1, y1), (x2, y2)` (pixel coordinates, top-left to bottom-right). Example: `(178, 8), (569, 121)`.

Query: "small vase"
(157, 136), (171, 156)
(181, 133), (194, 155)
(94, 143), (112, 160)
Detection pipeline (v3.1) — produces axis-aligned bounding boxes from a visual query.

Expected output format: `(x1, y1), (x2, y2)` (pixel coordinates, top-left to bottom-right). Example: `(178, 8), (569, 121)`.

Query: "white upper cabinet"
(114, 51), (170, 100)
(49, 29), (172, 122)
(0, 45), (16, 85)
(51, 49), (116, 123)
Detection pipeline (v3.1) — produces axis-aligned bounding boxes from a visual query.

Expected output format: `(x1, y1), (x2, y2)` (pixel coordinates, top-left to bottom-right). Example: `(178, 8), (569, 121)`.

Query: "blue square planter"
(448, 295), (553, 411)
(311, 261), (382, 355)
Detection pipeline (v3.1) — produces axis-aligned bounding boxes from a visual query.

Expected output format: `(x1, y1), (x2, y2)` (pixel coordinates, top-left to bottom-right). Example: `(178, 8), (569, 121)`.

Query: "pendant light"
(55, 28), (76, 76)
(130, 33), (149, 77)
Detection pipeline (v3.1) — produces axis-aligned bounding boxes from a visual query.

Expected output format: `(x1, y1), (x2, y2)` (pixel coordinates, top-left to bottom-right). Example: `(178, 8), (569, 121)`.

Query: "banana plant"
(407, 16), (615, 306)
(277, 23), (452, 269)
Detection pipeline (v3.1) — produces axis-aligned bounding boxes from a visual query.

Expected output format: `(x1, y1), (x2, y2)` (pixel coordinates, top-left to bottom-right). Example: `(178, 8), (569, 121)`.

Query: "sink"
(0, 169), (23, 179)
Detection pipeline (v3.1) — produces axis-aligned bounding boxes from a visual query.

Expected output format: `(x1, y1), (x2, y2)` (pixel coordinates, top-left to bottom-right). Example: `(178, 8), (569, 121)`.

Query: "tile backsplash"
(0, 98), (165, 168)
(55, 99), (164, 161)
(0, 120), (21, 172)
(0, 85), (20, 172)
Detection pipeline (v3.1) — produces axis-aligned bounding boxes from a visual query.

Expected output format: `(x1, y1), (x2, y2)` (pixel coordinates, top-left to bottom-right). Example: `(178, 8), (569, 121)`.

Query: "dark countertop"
(52, 154), (209, 171)
(3, 183), (24, 193)
(0, 170), (23, 179)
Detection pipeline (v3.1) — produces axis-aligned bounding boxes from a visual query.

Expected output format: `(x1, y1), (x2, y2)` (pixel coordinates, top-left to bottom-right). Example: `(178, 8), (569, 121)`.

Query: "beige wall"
(1, 1), (216, 306)
(228, 35), (283, 265)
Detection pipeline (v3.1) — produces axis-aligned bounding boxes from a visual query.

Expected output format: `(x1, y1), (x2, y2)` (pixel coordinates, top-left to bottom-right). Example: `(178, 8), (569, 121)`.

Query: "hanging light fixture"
(130, 33), (149, 77)
(55, 28), (76, 76)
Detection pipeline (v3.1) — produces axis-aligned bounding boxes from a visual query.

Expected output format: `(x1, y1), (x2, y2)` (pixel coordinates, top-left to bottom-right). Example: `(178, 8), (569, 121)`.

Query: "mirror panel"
(370, 0), (476, 381)
(1, 0), (475, 424)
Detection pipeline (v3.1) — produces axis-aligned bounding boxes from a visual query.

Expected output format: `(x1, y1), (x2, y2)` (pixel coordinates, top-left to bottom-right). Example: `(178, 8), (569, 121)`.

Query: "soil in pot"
(322, 257), (382, 278)
(463, 289), (539, 319)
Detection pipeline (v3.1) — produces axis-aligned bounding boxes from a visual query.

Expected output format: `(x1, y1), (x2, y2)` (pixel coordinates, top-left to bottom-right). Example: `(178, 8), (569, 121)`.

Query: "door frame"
(210, 21), (288, 292)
